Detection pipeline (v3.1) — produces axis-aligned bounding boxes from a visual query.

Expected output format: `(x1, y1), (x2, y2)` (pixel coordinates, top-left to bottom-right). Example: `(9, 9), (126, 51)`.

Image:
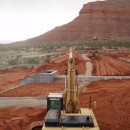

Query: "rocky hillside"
(16, 0), (130, 44)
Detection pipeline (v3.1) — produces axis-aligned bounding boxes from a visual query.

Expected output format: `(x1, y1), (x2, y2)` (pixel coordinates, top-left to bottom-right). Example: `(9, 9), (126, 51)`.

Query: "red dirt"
(0, 50), (130, 130)
(0, 67), (33, 91)
(0, 107), (47, 130)
(92, 54), (130, 76)
(80, 80), (130, 130)
(0, 80), (130, 130)
(0, 83), (64, 97)
(1, 52), (130, 92)
(0, 54), (86, 92)
(32, 54), (86, 75)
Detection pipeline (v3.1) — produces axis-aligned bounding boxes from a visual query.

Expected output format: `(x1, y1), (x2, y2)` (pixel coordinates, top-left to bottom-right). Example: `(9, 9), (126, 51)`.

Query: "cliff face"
(23, 0), (130, 44)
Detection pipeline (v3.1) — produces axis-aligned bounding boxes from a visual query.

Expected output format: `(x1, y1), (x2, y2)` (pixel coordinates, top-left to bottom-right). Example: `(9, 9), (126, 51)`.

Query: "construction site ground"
(0, 83), (64, 97)
(0, 51), (130, 130)
(0, 52), (130, 91)
(0, 106), (47, 130)
(0, 80), (130, 130)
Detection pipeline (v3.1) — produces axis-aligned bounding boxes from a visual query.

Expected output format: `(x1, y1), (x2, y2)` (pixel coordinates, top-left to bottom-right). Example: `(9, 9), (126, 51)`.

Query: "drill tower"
(65, 48), (80, 113)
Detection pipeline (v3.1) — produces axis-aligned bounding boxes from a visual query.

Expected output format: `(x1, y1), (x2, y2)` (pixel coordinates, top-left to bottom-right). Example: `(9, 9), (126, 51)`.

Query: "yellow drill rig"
(31, 48), (100, 130)
(89, 51), (101, 60)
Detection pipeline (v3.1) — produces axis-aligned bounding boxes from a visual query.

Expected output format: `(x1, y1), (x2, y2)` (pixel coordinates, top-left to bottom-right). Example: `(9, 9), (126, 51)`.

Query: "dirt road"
(82, 54), (93, 76)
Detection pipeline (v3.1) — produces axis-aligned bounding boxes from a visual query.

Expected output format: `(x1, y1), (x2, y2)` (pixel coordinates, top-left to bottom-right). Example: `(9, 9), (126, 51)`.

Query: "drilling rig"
(41, 48), (100, 130)
(89, 51), (101, 60)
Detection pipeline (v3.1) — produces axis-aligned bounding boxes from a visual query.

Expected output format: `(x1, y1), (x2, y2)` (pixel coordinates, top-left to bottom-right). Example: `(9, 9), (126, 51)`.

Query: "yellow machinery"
(64, 48), (79, 113)
(89, 51), (101, 60)
(30, 48), (100, 130)
(40, 48), (100, 130)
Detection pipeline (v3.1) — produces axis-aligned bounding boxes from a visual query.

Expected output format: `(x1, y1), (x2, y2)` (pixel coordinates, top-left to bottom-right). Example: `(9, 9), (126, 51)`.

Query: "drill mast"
(65, 48), (80, 113)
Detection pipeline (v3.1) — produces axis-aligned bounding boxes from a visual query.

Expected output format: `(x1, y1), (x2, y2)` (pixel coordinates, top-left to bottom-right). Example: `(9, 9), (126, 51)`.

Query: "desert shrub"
(27, 57), (40, 64)
(44, 55), (51, 62)
(8, 59), (17, 65)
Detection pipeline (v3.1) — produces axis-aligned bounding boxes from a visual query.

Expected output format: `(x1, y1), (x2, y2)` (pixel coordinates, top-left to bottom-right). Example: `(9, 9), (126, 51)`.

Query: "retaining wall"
(20, 70), (58, 85)
(0, 97), (47, 107)
(56, 75), (130, 81)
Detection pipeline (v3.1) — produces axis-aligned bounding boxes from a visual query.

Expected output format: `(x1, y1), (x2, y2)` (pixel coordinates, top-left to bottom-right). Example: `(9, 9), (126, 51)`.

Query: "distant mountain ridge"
(14, 0), (130, 44)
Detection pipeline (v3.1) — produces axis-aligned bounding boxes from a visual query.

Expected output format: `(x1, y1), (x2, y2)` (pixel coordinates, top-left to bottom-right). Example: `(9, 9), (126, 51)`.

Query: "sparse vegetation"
(0, 40), (130, 70)
(8, 58), (18, 65)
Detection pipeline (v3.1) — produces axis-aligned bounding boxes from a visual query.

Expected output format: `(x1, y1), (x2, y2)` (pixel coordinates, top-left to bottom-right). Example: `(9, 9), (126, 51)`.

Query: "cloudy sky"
(0, 0), (103, 43)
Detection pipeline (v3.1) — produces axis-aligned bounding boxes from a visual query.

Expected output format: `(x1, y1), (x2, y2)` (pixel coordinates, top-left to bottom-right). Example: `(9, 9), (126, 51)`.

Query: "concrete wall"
(55, 75), (130, 82)
(78, 76), (130, 81)
(20, 70), (58, 85)
(0, 97), (47, 107)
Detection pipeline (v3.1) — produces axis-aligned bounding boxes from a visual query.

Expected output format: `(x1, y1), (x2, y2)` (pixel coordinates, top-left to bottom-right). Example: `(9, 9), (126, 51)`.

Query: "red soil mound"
(92, 55), (130, 76)
(0, 80), (130, 130)
(0, 83), (64, 97)
(33, 54), (86, 75)
(80, 80), (130, 130)
(1, 52), (130, 92)
(0, 107), (46, 130)
(0, 54), (86, 91)
(0, 68), (33, 91)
